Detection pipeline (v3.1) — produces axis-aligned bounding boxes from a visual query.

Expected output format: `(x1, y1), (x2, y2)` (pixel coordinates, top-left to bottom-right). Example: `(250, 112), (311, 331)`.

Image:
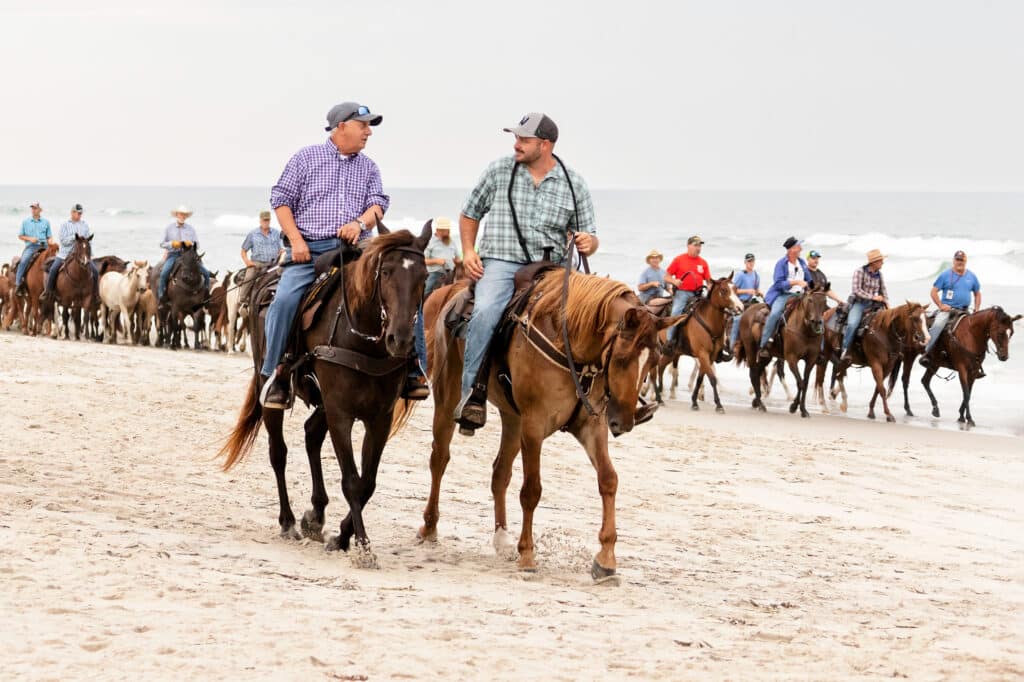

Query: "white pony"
(98, 261), (151, 344)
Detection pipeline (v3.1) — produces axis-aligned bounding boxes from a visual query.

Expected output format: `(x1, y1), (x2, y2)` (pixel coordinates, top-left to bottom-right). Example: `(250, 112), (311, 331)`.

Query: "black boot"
(402, 364), (430, 401)
(259, 368), (294, 410)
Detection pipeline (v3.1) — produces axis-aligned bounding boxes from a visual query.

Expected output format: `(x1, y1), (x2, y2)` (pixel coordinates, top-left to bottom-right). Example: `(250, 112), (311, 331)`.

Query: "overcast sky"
(1, 0), (1021, 191)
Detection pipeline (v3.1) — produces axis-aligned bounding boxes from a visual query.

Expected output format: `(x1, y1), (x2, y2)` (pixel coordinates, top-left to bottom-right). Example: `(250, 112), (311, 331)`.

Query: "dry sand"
(1, 331), (1022, 680)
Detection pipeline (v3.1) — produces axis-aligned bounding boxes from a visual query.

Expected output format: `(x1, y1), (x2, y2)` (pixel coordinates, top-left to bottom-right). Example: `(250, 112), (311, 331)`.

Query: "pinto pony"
(419, 270), (678, 579)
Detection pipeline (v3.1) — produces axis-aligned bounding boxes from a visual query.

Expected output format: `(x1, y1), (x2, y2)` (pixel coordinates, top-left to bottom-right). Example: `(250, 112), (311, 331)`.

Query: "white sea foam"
(212, 213), (261, 230)
(805, 231), (1023, 259)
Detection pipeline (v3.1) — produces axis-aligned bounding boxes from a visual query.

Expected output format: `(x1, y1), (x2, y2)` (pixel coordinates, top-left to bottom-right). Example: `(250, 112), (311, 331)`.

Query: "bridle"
(330, 245), (426, 344)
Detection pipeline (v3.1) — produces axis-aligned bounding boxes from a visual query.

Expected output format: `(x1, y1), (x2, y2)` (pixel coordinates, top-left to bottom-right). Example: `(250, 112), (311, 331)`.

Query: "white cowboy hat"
(171, 205), (193, 217)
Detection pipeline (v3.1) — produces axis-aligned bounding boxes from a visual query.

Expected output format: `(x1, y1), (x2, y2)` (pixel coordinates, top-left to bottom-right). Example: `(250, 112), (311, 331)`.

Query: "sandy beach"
(1, 331), (1022, 680)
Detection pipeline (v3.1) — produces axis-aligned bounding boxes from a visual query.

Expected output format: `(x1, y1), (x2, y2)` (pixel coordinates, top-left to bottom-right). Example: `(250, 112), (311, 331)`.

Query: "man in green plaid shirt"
(457, 112), (599, 432)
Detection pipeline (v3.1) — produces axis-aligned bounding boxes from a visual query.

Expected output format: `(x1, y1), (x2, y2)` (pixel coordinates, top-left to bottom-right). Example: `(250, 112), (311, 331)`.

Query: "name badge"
(945, 290), (954, 301)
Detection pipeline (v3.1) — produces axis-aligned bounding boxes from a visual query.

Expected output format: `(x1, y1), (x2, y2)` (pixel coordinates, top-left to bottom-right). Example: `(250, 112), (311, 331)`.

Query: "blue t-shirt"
(733, 269), (760, 302)
(20, 217), (52, 243)
(933, 269), (980, 310)
(638, 266), (669, 303)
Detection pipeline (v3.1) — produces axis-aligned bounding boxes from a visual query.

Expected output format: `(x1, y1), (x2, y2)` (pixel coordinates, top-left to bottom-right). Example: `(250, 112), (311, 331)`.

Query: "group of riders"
(8, 99), (989, 430)
(637, 236), (983, 374)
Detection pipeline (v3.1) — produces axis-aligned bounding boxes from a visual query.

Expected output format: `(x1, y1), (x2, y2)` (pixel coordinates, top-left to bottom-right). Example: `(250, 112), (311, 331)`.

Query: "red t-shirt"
(666, 254), (712, 291)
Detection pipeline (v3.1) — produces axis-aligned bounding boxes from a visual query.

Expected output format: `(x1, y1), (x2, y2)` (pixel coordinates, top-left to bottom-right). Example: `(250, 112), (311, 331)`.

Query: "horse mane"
(347, 231), (417, 311)
(530, 271), (633, 343)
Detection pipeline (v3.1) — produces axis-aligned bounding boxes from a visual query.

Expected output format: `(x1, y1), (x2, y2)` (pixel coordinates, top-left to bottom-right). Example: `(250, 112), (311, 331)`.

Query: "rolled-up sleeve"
(271, 152), (305, 209)
(461, 163), (497, 221)
(241, 231), (254, 252)
(364, 161), (389, 214)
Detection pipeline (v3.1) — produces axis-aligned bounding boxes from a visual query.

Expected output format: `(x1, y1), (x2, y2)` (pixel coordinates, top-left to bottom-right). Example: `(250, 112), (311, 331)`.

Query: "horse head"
(711, 273), (743, 316)
(987, 306), (1020, 362)
(901, 300), (930, 352)
(803, 284), (830, 336)
(354, 221), (430, 357)
(72, 234), (93, 268)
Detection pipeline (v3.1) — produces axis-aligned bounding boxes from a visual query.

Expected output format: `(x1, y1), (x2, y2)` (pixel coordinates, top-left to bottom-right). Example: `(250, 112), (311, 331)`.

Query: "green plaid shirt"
(462, 155), (596, 264)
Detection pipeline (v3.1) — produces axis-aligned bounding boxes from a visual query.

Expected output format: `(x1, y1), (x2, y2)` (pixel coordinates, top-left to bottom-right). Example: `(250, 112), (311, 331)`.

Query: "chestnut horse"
(220, 224), (430, 563)
(52, 235), (96, 341)
(420, 271), (677, 579)
(736, 287), (830, 417)
(920, 306), (1020, 428)
(4, 243), (58, 335)
(834, 302), (930, 422)
(649, 275), (743, 411)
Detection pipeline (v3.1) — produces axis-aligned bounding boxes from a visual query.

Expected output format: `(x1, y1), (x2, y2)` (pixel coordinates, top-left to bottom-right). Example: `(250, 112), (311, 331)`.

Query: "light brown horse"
(5, 243), (59, 336)
(420, 271), (677, 579)
(51, 235), (96, 341)
(920, 306), (1020, 428)
(736, 287), (830, 417)
(835, 302), (930, 422)
(649, 275), (743, 411)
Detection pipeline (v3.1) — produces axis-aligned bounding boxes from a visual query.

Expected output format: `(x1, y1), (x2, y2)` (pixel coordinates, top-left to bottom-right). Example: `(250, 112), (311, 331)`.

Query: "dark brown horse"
(220, 224), (430, 563)
(52, 235), (96, 341)
(834, 302), (930, 422)
(920, 306), (1020, 428)
(420, 270), (677, 579)
(736, 287), (830, 417)
(649, 275), (743, 411)
(149, 244), (209, 350)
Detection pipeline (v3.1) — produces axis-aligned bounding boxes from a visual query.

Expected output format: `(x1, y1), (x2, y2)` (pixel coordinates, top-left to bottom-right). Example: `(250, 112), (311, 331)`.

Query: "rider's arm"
(274, 205), (304, 248)
(930, 286), (942, 308)
(240, 248), (254, 268)
(973, 290), (982, 312)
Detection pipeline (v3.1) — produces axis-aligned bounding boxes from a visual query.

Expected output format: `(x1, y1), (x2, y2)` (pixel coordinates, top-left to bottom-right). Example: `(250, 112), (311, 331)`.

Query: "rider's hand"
(939, 303), (952, 312)
(291, 238), (311, 264)
(183, 241), (194, 248)
(337, 221), (361, 244)
(171, 240), (182, 248)
(874, 295), (885, 302)
(463, 248), (484, 281)
(574, 232), (596, 256)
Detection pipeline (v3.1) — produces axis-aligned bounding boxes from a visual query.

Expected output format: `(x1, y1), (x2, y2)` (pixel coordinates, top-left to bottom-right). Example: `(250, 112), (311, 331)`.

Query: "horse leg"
(749, 363), (766, 412)
(799, 358), (813, 418)
(669, 357), (679, 400)
(300, 407), (329, 542)
(956, 368), (975, 428)
(324, 413), (360, 553)
(572, 416), (618, 580)
(516, 428), (544, 572)
(921, 366), (940, 418)
(964, 376), (976, 428)
(901, 355), (915, 417)
(491, 411), (522, 561)
(886, 358), (901, 399)
(690, 371), (704, 410)
(261, 407), (299, 539)
(873, 364), (896, 422)
(61, 305), (70, 340)
(699, 355), (724, 413)
(787, 357), (802, 414)
(332, 411), (391, 566)
(814, 358), (830, 414)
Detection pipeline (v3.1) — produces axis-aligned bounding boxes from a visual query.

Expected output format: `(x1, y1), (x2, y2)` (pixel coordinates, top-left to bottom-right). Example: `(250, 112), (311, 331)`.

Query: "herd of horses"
(1, 237), (257, 353)
(4, 224), (1018, 581)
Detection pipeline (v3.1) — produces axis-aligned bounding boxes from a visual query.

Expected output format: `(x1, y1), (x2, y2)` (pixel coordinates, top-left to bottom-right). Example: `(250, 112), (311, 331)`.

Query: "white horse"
(98, 261), (150, 344)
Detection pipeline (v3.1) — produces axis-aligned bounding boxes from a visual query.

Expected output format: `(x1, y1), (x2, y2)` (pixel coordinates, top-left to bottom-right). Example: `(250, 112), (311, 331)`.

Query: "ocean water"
(2, 186), (1021, 436)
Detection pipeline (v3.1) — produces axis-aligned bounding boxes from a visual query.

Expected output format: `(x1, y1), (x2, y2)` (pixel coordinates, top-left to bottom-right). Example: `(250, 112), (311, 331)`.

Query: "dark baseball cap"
(503, 112), (559, 143)
(687, 235), (704, 245)
(72, 203), (84, 212)
(783, 236), (802, 249)
(324, 102), (382, 131)
(744, 253), (756, 261)
(808, 250), (821, 259)
(953, 250), (967, 260)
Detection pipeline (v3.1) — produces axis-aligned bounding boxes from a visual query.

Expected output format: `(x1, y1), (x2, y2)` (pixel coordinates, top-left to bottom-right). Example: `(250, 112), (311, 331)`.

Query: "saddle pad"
(300, 267), (341, 331)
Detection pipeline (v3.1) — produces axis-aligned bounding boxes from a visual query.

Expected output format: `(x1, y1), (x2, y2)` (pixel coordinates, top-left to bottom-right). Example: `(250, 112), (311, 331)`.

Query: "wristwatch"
(356, 219), (367, 233)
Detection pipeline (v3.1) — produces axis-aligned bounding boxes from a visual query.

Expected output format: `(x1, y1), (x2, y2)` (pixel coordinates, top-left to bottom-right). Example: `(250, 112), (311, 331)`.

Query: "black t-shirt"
(808, 268), (829, 290)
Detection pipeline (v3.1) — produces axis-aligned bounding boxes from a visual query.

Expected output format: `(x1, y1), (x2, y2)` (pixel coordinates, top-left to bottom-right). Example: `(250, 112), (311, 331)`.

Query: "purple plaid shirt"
(270, 138), (390, 241)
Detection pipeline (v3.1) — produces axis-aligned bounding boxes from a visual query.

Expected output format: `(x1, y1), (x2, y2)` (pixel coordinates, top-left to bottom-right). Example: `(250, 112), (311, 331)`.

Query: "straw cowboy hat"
(865, 248), (886, 264)
(171, 205), (193, 218)
(646, 249), (664, 263)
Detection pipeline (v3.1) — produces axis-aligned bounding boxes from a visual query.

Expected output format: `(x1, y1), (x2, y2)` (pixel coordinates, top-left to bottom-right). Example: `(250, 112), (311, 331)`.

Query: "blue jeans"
(759, 293), (793, 348)
(459, 258), (523, 408)
(730, 314), (742, 347)
(666, 289), (696, 342)
(159, 253), (211, 299)
(414, 302), (428, 377)
(424, 270), (446, 300)
(260, 238), (340, 377)
(842, 301), (868, 352)
(925, 309), (963, 354)
(44, 256), (100, 294)
(15, 243), (43, 286)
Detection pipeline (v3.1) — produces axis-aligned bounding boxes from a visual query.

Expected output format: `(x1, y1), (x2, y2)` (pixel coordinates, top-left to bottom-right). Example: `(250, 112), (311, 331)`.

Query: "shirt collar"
(326, 137), (358, 160)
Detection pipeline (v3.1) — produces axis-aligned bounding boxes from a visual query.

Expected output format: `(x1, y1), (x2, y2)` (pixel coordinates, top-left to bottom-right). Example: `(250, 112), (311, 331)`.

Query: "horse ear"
(199, 252), (205, 259)
(657, 314), (685, 331)
(414, 220), (432, 250)
(1012, 314), (1022, 322)
(728, 270), (734, 281)
(375, 210), (389, 235)
(622, 307), (642, 329)
(88, 234), (94, 241)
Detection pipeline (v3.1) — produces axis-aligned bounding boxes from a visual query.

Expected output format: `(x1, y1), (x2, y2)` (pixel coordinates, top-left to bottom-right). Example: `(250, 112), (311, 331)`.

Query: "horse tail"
(389, 398), (417, 438)
(219, 375), (262, 471)
(734, 338), (747, 366)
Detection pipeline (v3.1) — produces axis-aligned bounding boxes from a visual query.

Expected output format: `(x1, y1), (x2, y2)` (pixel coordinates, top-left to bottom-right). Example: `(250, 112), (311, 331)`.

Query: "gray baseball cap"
(324, 102), (382, 131)
(503, 112), (558, 142)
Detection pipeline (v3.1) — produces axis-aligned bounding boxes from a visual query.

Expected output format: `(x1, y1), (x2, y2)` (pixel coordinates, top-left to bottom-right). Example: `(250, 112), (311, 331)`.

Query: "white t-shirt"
(788, 262), (804, 294)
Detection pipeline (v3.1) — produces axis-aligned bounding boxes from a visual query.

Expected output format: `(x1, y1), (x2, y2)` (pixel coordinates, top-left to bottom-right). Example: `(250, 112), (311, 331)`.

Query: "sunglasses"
(342, 105), (371, 123)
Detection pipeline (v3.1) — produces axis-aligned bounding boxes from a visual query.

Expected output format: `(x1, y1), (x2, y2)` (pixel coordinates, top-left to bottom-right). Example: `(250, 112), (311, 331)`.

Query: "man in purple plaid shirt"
(260, 101), (427, 409)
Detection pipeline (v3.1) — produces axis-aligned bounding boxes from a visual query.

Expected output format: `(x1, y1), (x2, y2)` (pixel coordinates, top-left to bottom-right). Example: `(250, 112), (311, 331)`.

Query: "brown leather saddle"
(644, 296), (673, 317)
(924, 309), (967, 357)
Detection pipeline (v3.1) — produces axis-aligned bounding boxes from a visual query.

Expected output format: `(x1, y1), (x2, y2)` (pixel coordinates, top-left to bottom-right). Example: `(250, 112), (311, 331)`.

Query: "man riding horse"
(40, 204), (99, 304)
(758, 237), (813, 360)
(258, 101), (428, 409)
(840, 248), (889, 364)
(14, 202), (55, 298)
(158, 205), (211, 302)
(919, 249), (982, 373)
(455, 112), (599, 433)
(664, 236), (712, 343)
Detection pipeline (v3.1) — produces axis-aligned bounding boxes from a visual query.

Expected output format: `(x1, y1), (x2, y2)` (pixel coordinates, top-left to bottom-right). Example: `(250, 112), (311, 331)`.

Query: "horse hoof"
(886, 415), (896, 423)
(325, 534), (349, 553)
(932, 408), (941, 418)
(801, 412), (810, 419)
(967, 419), (976, 428)
(493, 528), (518, 561)
(416, 526), (438, 544)
(788, 403), (798, 414)
(691, 404), (699, 411)
(300, 511), (324, 543)
(867, 413), (875, 420)
(715, 406), (725, 414)
(280, 525), (302, 541)
(591, 559), (618, 582)
(350, 543), (379, 569)
(757, 405), (766, 413)
(906, 410), (915, 418)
